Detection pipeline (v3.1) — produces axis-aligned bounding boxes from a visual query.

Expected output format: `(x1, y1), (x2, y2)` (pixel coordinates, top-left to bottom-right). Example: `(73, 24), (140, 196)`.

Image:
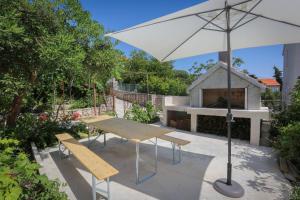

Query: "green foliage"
(189, 57), (246, 76)
(272, 78), (300, 136)
(0, 0), (122, 125)
(69, 98), (93, 109)
(125, 102), (159, 124)
(273, 66), (282, 91)
(1, 113), (86, 150)
(0, 139), (67, 200)
(121, 50), (190, 95)
(139, 76), (187, 96)
(275, 123), (300, 168)
(290, 186), (300, 200)
(272, 78), (300, 182)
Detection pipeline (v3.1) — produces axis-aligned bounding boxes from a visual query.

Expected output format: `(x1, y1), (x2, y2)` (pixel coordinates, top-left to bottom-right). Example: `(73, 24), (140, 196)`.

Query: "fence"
(117, 83), (139, 93)
(113, 89), (164, 111)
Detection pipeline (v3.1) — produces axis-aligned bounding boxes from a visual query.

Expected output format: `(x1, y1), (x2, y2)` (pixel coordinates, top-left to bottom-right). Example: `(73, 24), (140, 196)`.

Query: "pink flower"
(39, 113), (48, 121)
(71, 112), (81, 120)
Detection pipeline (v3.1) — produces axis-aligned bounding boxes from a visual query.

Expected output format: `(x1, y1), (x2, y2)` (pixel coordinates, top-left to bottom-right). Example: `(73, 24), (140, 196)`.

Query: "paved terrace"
(37, 127), (290, 200)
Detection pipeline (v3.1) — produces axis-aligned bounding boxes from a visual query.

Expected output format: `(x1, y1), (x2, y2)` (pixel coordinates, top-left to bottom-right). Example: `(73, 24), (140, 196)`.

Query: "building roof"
(258, 79), (280, 86)
(187, 62), (266, 92)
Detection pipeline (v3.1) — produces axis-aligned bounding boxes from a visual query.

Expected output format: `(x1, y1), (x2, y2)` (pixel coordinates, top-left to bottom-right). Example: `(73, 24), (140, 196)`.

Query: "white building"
(282, 43), (300, 105)
(162, 62), (270, 146)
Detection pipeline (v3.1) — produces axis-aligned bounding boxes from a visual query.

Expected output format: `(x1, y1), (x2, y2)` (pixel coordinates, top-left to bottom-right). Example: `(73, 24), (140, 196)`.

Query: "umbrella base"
(213, 178), (244, 198)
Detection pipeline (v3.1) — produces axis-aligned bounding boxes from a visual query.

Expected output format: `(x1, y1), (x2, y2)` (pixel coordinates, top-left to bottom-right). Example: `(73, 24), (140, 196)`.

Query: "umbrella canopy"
(106, 0), (300, 197)
(107, 0), (300, 61)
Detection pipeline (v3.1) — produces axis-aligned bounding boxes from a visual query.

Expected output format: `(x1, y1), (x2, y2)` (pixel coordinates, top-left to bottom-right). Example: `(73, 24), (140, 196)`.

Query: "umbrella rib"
(196, 15), (225, 31)
(231, 8), (300, 29)
(232, 16), (259, 31)
(231, 0), (263, 30)
(108, 8), (224, 35)
(231, 0), (256, 8)
(203, 28), (224, 32)
(161, 9), (225, 62)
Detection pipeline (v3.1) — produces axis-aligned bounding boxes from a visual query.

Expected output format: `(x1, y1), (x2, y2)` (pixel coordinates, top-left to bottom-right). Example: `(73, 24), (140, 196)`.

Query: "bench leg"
(172, 142), (175, 164)
(92, 175), (96, 200)
(58, 141), (61, 158)
(107, 177), (110, 200)
(104, 133), (106, 146)
(179, 145), (182, 163)
(92, 175), (111, 200)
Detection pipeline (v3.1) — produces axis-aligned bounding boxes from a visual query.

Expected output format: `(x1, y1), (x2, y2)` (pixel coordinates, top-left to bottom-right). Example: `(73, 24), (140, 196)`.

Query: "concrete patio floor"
(38, 128), (290, 200)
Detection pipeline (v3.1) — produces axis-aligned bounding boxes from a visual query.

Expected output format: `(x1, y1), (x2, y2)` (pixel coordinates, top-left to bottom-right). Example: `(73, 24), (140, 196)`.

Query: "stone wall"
(55, 96), (114, 118)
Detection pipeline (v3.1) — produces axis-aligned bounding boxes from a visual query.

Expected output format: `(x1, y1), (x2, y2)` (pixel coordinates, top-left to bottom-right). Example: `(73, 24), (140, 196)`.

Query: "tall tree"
(273, 66), (283, 91)
(0, 0), (121, 126)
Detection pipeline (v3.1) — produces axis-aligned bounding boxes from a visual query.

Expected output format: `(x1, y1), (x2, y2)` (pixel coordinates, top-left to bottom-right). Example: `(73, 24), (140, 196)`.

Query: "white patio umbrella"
(106, 0), (300, 197)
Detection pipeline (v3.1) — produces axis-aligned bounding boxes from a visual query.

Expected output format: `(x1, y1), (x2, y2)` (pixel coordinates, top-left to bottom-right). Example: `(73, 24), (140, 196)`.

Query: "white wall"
(189, 67), (262, 109)
(283, 43), (300, 105)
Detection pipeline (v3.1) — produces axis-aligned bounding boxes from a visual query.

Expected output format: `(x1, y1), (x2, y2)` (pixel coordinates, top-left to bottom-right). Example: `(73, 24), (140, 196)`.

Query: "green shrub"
(125, 102), (159, 124)
(1, 113), (86, 150)
(290, 186), (300, 200)
(69, 98), (92, 109)
(0, 139), (67, 200)
(275, 122), (300, 169)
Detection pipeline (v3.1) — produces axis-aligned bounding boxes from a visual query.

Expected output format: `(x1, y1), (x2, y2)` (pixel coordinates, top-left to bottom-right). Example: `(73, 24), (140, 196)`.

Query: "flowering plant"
(39, 113), (48, 121)
(71, 112), (81, 120)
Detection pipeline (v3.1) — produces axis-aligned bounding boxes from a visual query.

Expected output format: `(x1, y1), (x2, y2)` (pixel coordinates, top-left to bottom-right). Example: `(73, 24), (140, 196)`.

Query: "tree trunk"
(93, 83), (97, 116)
(6, 70), (37, 127)
(6, 94), (23, 127)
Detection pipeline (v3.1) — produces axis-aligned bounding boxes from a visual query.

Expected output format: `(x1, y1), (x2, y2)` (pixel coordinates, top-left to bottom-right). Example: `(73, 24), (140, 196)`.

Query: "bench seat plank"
(56, 134), (119, 180)
(159, 135), (190, 146)
(56, 133), (74, 141)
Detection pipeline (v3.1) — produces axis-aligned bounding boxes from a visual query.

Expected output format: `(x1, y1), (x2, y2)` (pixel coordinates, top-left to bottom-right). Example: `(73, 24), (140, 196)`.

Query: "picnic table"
(84, 116), (173, 184)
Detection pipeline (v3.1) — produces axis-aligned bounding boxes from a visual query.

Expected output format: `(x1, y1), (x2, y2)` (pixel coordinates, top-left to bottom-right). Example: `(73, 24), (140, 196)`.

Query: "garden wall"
(55, 96), (114, 118)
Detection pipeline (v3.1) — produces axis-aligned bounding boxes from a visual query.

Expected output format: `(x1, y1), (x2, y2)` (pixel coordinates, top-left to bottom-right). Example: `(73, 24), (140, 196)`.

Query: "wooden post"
(93, 83), (97, 116)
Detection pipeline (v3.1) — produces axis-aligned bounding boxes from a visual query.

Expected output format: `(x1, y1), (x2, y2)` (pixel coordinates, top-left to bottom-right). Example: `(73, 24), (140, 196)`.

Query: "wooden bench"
(158, 134), (190, 164)
(56, 133), (119, 200)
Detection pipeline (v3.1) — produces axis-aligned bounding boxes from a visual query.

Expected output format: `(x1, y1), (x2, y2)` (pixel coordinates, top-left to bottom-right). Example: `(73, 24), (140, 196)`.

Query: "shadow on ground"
(51, 137), (214, 200)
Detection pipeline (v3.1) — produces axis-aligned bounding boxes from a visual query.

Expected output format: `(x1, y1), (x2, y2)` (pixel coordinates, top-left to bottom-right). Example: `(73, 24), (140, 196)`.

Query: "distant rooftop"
(258, 78), (280, 86)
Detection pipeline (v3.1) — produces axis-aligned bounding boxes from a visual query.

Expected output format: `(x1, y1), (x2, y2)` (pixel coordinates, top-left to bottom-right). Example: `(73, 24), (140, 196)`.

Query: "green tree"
(0, 0), (121, 126)
(121, 50), (189, 95)
(273, 66), (282, 91)
(189, 57), (245, 76)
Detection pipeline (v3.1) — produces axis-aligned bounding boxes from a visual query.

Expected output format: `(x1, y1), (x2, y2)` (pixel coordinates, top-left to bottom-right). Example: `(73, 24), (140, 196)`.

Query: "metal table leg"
(135, 137), (158, 184)
(155, 137), (158, 172)
(136, 142), (139, 184)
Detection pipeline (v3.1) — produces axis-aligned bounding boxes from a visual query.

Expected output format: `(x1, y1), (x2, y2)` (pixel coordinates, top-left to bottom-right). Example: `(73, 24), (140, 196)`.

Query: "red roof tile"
(258, 79), (280, 86)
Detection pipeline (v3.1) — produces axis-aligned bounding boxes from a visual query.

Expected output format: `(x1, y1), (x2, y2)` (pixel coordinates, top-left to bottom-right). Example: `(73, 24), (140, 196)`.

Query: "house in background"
(162, 62), (270, 146)
(282, 43), (300, 105)
(258, 78), (280, 92)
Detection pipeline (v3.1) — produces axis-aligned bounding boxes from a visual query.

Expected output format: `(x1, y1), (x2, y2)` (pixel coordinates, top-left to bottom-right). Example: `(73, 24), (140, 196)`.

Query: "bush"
(275, 122), (300, 169)
(69, 98), (92, 109)
(0, 139), (67, 200)
(1, 113), (87, 150)
(290, 186), (300, 200)
(125, 102), (159, 124)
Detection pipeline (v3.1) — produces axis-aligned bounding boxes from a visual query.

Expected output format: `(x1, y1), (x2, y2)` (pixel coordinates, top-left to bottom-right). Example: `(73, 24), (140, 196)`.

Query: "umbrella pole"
(213, 4), (244, 198)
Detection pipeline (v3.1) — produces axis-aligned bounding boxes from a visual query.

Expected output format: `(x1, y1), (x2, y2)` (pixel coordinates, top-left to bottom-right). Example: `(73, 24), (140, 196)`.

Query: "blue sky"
(80, 0), (283, 78)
